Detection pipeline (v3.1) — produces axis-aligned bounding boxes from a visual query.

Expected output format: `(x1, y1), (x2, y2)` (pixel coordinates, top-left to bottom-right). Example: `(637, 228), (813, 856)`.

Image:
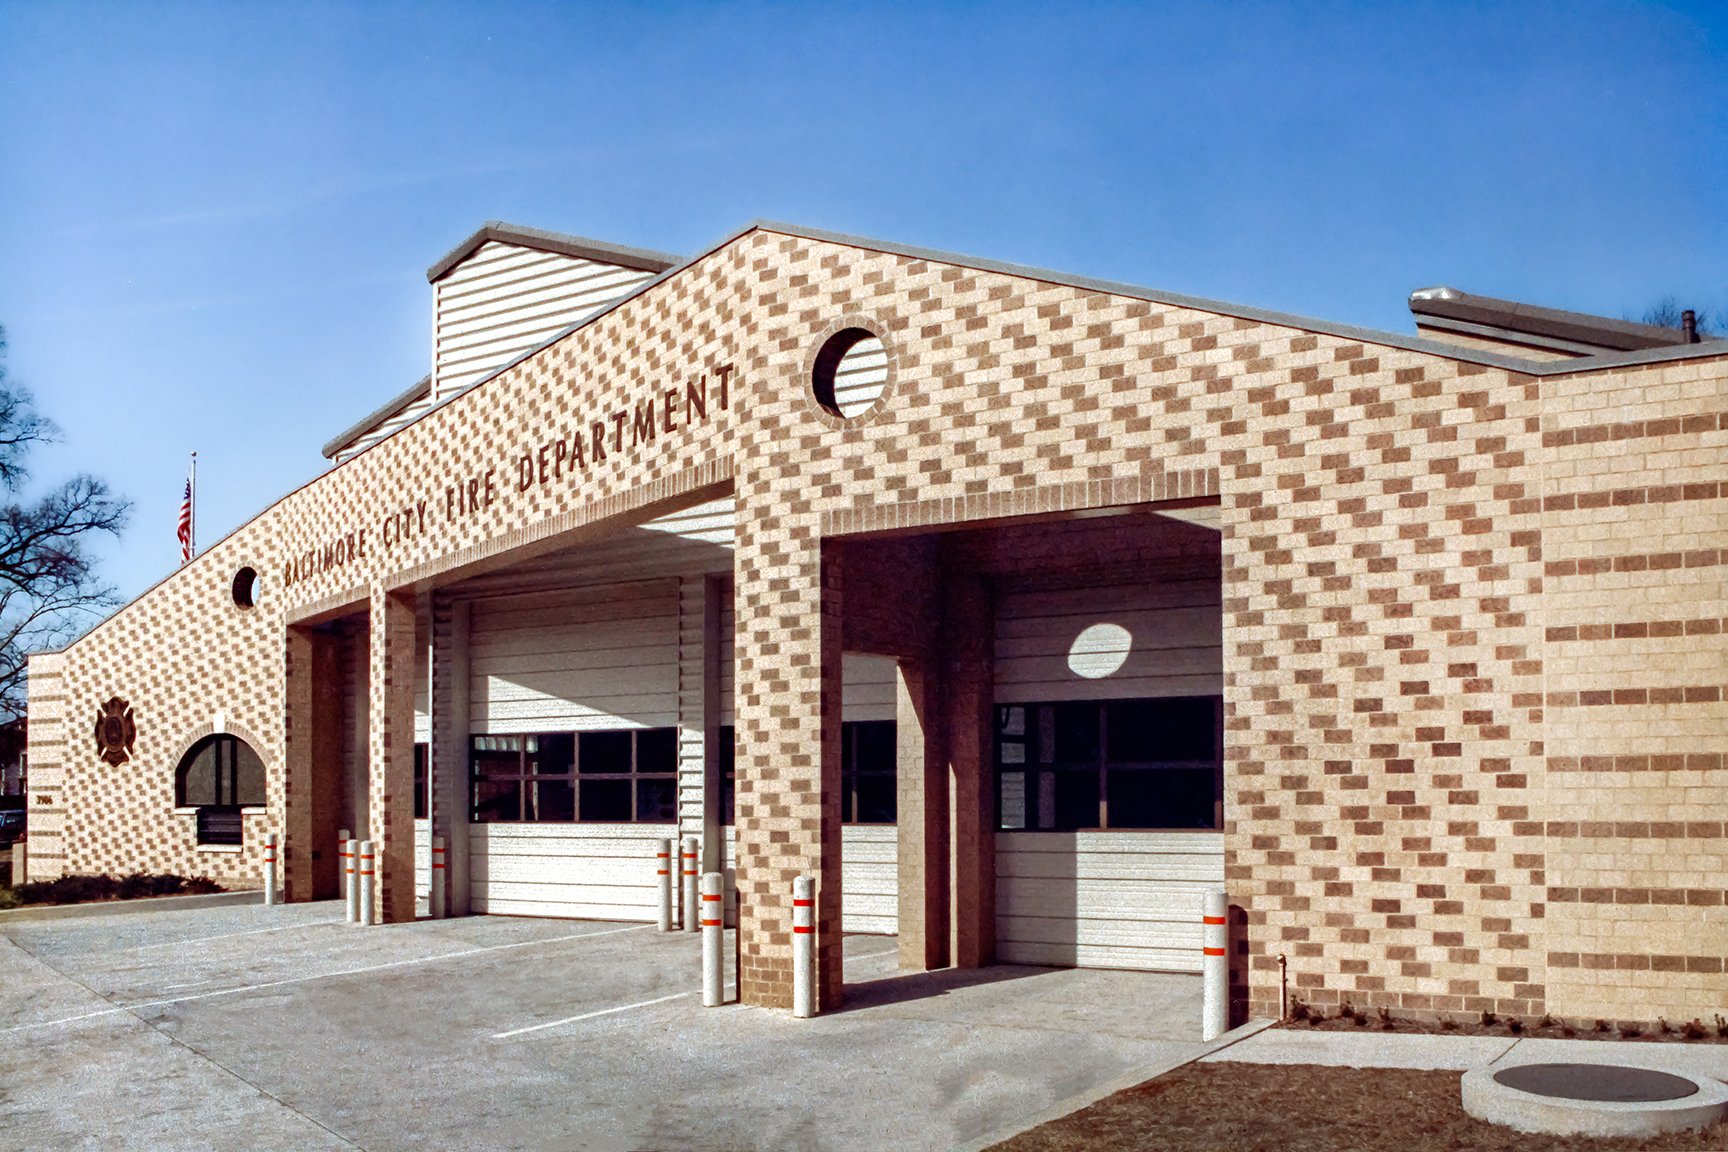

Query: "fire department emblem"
(94, 697), (136, 767)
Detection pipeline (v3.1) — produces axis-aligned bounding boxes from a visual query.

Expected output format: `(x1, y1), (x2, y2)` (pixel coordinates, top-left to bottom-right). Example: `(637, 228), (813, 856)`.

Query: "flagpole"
(189, 451), (197, 560)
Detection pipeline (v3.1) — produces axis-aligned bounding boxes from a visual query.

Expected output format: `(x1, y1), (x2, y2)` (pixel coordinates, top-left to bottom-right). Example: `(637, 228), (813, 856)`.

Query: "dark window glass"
(719, 725), (736, 826)
(636, 728), (677, 774)
(635, 776), (678, 822)
(413, 743), (428, 820)
(473, 777), (522, 823)
(472, 728), (677, 825)
(1106, 698), (1216, 764)
(1053, 767), (1101, 829)
(579, 731), (632, 773)
(854, 774), (897, 824)
(579, 778), (632, 822)
(175, 734), (267, 843)
(1052, 703), (1100, 765)
(993, 698), (1222, 831)
(1108, 767), (1217, 829)
(842, 720), (897, 824)
(532, 776), (575, 822)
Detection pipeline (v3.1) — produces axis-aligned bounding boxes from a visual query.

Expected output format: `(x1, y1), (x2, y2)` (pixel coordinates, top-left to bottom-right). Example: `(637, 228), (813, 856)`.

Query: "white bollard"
(701, 871), (724, 1007)
(430, 835), (446, 920)
(656, 839), (673, 932)
(343, 836), (359, 923)
(792, 874), (815, 1019)
(1202, 889), (1228, 1041)
(359, 840), (376, 927)
(262, 833), (278, 906)
(682, 837), (699, 934)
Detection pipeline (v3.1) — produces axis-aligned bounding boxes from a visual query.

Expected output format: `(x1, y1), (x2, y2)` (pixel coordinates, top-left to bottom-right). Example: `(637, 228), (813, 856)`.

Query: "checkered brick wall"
(26, 225), (1728, 1023)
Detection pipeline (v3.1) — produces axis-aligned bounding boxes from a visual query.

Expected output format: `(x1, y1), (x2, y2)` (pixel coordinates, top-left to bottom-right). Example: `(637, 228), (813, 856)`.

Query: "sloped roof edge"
(1410, 286), (1686, 352)
(426, 221), (683, 283)
(321, 374), (432, 460)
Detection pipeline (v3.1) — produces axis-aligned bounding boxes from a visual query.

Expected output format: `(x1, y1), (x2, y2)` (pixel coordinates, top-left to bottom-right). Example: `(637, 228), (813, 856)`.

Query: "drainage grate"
(1493, 1063), (1699, 1103)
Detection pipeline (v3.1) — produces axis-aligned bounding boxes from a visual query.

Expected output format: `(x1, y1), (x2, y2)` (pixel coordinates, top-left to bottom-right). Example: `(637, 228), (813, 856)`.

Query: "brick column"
(368, 586), (418, 923)
(895, 657), (949, 970)
(943, 570), (995, 968)
(429, 595), (471, 916)
(282, 626), (315, 902)
(734, 536), (844, 1010)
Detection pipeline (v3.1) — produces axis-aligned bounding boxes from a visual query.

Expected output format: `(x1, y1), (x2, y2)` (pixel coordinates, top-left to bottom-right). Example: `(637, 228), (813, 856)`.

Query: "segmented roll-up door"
(993, 580), (1224, 972)
(842, 654), (897, 934)
(471, 824), (666, 919)
(468, 580), (680, 917)
(469, 580), (679, 733)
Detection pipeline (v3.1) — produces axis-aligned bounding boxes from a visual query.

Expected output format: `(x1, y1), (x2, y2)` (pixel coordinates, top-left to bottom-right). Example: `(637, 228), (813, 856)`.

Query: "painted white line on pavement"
(493, 991), (692, 1039)
(116, 918), (347, 953)
(3, 923), (651, 1035)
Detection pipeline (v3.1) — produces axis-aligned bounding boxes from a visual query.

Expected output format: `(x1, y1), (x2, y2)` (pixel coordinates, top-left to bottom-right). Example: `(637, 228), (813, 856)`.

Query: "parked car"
(0, 808), (24, 848)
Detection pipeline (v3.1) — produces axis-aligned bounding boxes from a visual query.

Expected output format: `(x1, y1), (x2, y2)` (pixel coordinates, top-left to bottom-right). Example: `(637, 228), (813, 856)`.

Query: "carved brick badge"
(94, 697), (136, 766)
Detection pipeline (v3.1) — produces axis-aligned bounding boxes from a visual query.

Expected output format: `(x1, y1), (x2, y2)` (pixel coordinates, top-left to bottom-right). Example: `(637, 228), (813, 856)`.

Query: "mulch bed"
(987, 1063), (1727, 1152)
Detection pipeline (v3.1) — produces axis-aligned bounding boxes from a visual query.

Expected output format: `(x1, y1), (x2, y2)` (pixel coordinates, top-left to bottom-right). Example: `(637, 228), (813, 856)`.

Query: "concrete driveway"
(1, 899), (1209, 1151)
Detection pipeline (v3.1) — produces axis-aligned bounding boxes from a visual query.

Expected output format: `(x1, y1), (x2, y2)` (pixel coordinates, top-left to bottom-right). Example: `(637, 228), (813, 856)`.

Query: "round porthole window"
(811, 327), (889, 418)
(231, 566), (259, 610)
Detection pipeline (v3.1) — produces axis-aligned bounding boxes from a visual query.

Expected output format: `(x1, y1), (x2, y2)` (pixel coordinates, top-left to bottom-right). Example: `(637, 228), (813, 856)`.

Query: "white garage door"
(468, 580), (679, 919)
(993, 579), (1224, 973)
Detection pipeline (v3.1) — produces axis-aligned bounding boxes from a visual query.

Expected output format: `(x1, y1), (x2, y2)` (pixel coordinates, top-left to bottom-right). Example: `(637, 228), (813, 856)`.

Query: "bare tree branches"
(0, 327), (130, 714)
(1641, 297), (1717, 336)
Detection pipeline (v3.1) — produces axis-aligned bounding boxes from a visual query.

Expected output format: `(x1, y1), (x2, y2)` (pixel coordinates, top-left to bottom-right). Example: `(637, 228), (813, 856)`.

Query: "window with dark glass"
(842, 720), (896, 824)
(175, 734), (266, 845)
(413, 743), (428, 820)
(993, 697), (1221, 831)
(719, 725), (736, 826)
(470, 729), (676, 824)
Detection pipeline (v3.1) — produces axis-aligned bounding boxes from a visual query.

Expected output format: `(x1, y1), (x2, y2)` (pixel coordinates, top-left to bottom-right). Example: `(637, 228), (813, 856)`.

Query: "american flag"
(177, 475), (193, 564)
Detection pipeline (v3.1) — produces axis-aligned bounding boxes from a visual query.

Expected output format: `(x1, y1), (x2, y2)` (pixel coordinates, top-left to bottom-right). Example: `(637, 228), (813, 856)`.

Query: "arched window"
(176, 734), (265, 845)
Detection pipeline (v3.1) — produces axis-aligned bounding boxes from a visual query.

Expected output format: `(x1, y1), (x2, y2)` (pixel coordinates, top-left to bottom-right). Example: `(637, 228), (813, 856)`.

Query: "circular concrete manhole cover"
(1492, 1063), (1699, 1103)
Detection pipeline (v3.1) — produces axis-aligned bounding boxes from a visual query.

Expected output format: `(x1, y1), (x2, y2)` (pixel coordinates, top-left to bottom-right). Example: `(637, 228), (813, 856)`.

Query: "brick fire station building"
(25, 220), (1728, 1024)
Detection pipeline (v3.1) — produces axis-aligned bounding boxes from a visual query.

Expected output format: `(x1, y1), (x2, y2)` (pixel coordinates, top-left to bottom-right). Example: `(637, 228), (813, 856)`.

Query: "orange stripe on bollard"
(1203, 915), (1226, 925)
(1203, 946), (1226, 956)
(792, 925), (814, 934)
(792, 898), (813, 907)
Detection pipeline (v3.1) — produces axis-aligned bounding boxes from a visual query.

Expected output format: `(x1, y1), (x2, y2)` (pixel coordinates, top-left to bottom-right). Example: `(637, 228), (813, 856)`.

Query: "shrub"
(1682, 1019), (1707, 1041)
(1480, 1009), (1498, 1027)
(1289, 997), (1310, 1022)
(6, 872), (224, 906)
(1619, 1022), (1643, 1039)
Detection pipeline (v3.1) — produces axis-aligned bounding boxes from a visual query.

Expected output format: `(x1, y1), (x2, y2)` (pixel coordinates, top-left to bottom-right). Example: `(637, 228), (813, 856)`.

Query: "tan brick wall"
(26, 224), (1728, 1023)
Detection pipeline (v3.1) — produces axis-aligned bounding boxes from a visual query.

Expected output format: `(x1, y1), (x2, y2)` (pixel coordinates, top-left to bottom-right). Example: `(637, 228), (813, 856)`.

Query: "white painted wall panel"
(470, 823), (668, 919)
(469, 581), (678, 733)
(842, 825), (897, 934)
(994, 580), (1222, 704)
(995, 831), (1223, 972)
(842, 653), (896, 722)
(433, 242), (656, 401)
(414, 817), (431, 916)
(831, 337), (888, 417)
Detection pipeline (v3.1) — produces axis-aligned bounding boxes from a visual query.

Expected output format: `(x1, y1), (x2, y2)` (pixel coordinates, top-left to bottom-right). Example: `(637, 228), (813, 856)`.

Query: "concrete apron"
(3, 899), (1230, 1152)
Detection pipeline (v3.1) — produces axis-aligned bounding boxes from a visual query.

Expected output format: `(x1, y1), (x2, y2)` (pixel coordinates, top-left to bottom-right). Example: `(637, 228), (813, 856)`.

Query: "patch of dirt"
(986, 1063), (1727, 1152)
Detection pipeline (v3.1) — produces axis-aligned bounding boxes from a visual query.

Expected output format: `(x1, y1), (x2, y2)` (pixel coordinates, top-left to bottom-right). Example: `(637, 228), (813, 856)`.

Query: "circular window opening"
(231, 566), (259, 609)
(811, 327), (888, 418)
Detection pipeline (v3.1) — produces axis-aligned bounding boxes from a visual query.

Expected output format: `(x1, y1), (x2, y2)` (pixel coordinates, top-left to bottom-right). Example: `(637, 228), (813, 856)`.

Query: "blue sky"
(1, 1), (1724, 609)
